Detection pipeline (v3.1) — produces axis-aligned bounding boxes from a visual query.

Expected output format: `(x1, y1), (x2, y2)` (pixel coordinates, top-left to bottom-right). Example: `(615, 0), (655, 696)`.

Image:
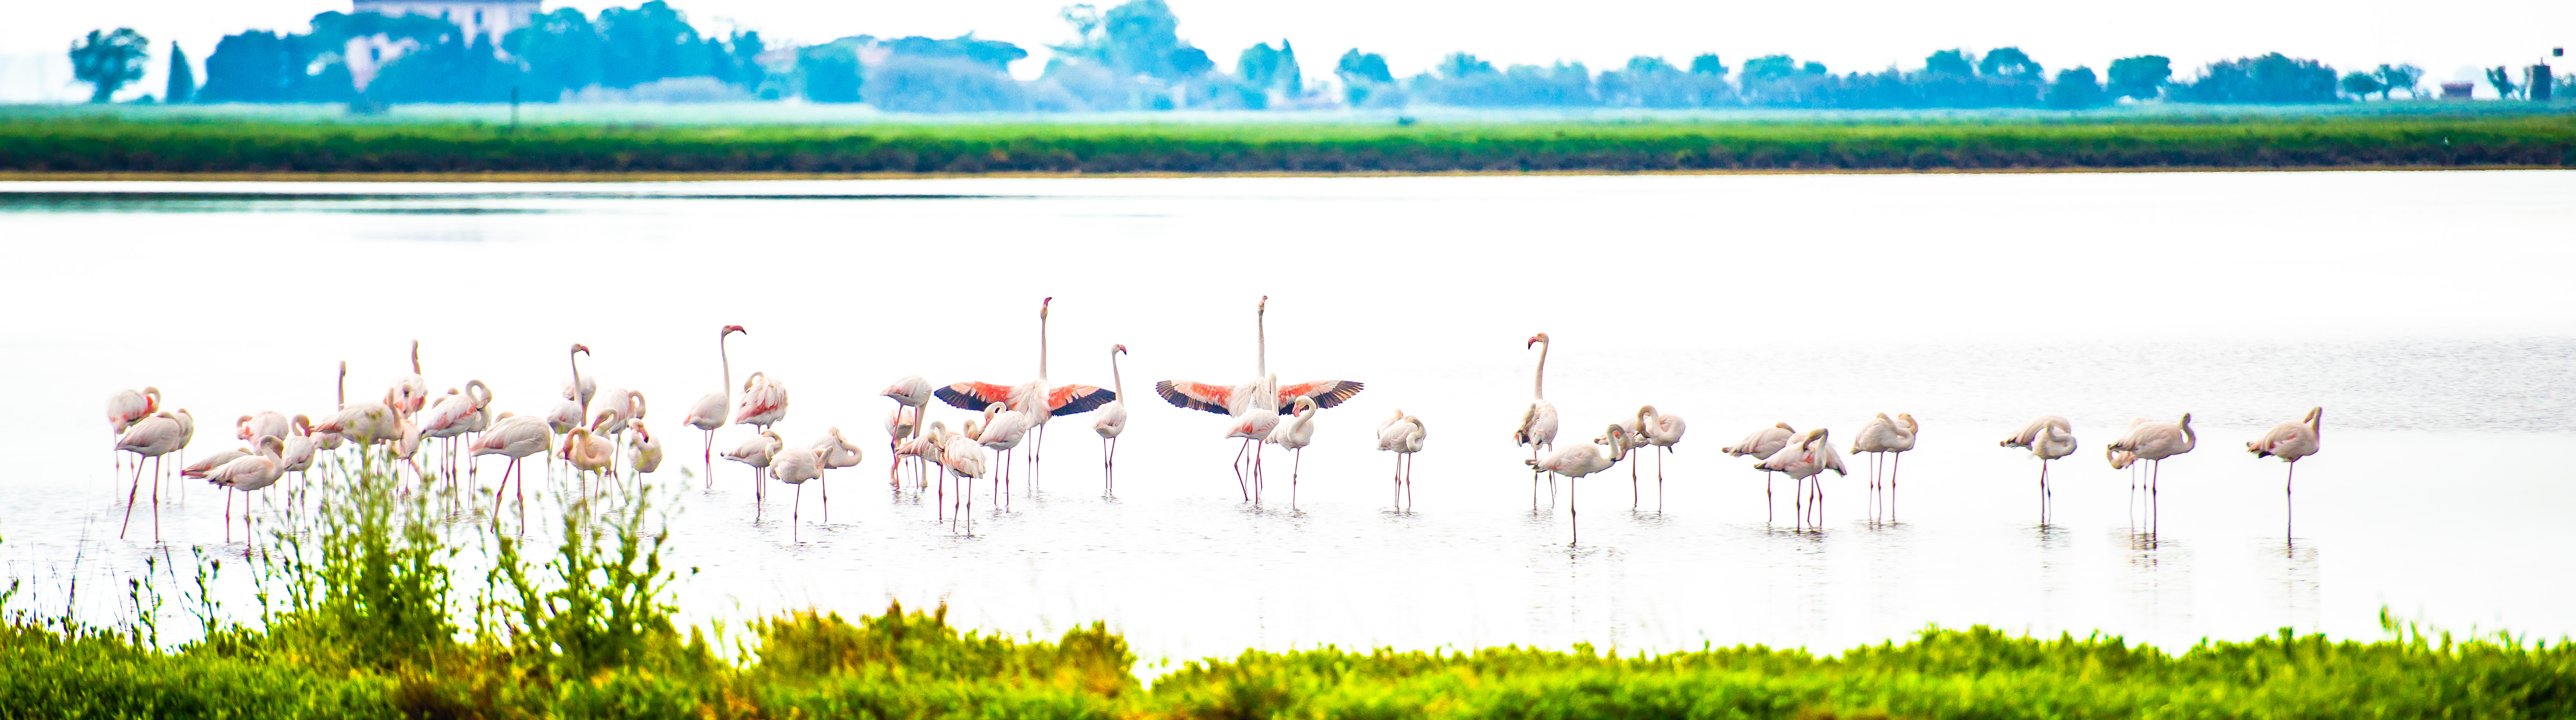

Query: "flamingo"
(312, 394), (404, 453)
(1636, 405), (1686, 509)
(419, 381), (492, 482)
(627, 419), (665, 476)
(182, 447), (251, 480)
(1532, 425), (1623, 545)
(561, 426), (616, 481)
(2027, 420), (2077, 522)
(471, 413), (552, 516)
(546, 344), (594, 435)
(1599, 413), (1645, 508)
(931, 421), (992, 535)
(389, 340), (428, 417)
(106, 386), (161, 483)
(313, 363), (348, 456)
(771, 446), (825, 540)
(1516, 334), (1561, 506)
(115, 409), (190, 539)
(811, 427), (862, 519)
(2250, 407), (2323, 533)
(1157, 297), (1364, 491)
(279, 415), (318, 483)
(206, 435), (287, 541)
(722, 429), (784, 498)
(1848, 412), (1916, 515)
(883, 375), (933, 486)
(1761, 429), (1845, 529)
(1376, 411), (1424, 511)
(975, 403), (1034, 497)
(935, 299), (1116, 489)
(1724, 423), (1797, 521)
(1225, 375), (1283, 499)
(1267, 396), (1319, 505)
(587, 389), (645, 477)
(732, 371), (789, 497)
(1092, 345), (1129, 492)
(238, 411), (291, 447)
(884, 405), (921, 487)
(2106, 413), (2196, 503)
(1999, 415), (2071, 449)
(684, 326), (746, 487)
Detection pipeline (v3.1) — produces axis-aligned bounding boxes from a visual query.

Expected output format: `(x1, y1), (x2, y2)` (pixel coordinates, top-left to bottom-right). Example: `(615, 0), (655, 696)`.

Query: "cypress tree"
(165, 43), (195, 103)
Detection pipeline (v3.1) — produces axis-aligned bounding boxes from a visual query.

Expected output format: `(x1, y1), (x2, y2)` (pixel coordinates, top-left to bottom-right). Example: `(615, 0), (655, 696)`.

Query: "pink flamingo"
(1157, 297), (1364, 495)
(1092, 345), (1129, 493)
(1533, 425), (1622, 544)
(1724, 423), (1796, 521)
(936, 298), (1115, 490)
(684, 326), (746, 487)
(116, 408), (191, 539)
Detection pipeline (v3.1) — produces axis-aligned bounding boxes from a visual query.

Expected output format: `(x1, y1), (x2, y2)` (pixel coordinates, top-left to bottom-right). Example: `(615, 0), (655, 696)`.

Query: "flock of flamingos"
(96, 296), (2327, 544)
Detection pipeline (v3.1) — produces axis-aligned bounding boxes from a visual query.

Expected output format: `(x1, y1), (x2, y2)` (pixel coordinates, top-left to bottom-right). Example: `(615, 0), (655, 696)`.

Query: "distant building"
(2439, 82), (2475, 100)
(345, 0), (539, 91)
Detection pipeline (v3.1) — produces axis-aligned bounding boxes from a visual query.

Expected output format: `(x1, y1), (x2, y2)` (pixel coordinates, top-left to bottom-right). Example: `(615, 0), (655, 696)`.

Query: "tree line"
(63, 0), (2565, 111)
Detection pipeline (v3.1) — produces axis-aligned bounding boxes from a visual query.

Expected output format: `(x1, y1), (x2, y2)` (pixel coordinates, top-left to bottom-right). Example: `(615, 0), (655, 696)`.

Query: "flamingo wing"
(1154, 380), (1236, 415)
(1047, 384), (1117, 415)
(1276, 380), (1365, 415)
(934, 381), (1018, 412)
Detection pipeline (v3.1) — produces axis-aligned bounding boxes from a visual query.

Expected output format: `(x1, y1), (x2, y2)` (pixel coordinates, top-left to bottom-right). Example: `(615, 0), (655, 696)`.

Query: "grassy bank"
(5, 461), (2574, 718)
(5, 112), (2573, 175)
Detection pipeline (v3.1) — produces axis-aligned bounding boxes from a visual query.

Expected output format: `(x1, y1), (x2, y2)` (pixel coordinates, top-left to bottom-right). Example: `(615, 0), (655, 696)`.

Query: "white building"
(345, 0), (540, 91)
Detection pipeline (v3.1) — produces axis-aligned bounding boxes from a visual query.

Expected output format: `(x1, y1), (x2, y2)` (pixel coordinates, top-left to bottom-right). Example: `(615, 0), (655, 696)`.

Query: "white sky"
(5, 0), (2571, 101)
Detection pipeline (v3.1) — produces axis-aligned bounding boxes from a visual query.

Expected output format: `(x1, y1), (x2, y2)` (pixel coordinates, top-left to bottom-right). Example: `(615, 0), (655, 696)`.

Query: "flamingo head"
(1293, 396), (1317, 415)
(236, 415), (253, 439)
(1114, 343), (1128, 356)
(723, 325), (745, 337)
(1527, 332), (1548, 348)
(1257, 295), (1267, 314)
(1041, 297), (1051, 319)
(292, 415), (312, 435)
(1637, 405), (1657, 423)
(1775, 422), (1794, 430)
(984, 402), (1007, 421)
(1897, 413), (1917, 429)
(629, 418), (649, 440)
(571, 343), (591, 356)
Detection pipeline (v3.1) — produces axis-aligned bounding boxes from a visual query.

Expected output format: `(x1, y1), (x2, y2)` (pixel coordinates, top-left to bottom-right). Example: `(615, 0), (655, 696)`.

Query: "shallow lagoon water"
(2, 171), (2573, 665)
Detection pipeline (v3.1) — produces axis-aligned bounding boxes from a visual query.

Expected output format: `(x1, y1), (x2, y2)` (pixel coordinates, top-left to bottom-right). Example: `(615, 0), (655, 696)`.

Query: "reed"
(4, 461), (2573, 718)
(5, 113), (2572, 174)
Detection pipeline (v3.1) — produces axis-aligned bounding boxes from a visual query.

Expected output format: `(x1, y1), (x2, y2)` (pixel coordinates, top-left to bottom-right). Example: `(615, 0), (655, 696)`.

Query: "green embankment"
(5, 112), (2573, 174)
(5, 462), (2573, 718)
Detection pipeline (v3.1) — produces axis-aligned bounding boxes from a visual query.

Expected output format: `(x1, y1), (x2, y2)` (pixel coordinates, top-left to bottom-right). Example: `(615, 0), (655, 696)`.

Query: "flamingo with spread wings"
(1154, 296), (1365, 494)
(934, 298), (1116, 490)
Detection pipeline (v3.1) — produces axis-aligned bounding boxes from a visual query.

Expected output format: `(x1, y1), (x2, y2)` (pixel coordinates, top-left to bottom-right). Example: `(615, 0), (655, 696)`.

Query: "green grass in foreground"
(5, 112), (2574, 174)
(5, 461), (2572, 718)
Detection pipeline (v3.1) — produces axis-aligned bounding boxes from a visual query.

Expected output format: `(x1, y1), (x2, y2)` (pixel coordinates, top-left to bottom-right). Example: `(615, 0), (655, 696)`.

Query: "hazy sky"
(6, 0), (2570, 100)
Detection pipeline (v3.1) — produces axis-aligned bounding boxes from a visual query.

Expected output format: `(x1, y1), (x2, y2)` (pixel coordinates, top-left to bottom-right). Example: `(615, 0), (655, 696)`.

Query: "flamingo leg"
(1655, 447), (1664, 512)
(119, 456), (144, 539)
(1292, 448), (1303, 508)
(793, 483), (802, 542)
(2285, 461), (2297, 540)
(1233, 439), (1252, 500)
(150, 456), (162, 541)
(1890, 453), (1901, 518)
(705, 430), (715, 489)
(1765, 471), (1774, 524)
(1569, 477), (1579, 545)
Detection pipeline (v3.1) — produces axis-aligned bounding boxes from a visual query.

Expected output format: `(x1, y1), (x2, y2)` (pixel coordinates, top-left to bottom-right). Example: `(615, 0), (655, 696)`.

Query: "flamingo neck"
(1039, 311), (1050, 380)
(1533, 340), (1548, 399)
(1110, 350), (1124, 399)
(569, 350), (588, 411)
(719, 333), (733, 401)
(335, 363), (346, 410)
(1256, 309), (1267, 377)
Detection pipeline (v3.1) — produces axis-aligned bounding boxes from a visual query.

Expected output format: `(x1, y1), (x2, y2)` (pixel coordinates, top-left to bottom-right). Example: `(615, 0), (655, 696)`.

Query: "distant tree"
(2174, 54), (2337, 103)
(2374, 63), (2421, 99)
(1924, 49), (1975, 76)
(1742, 54), (1798, 82)
(1689, 54), (1726, 75)
(798, 41), (862, 102)
(1439, 52), (1496, 79)
(2339, 71), (2384, 100)
(1336, 49), (1391, 84)
(884, 34), (1030, 73)
(1335, 48), (1392, 106)
(1802, 61), (1828, 75)
(509, 8), (607, 97)
(2047, 66), (2105, 108)
(1102, 0), (1207, 80)
(866, 55), (1028, 112)
(2106, 55), (2170, 100)
(1978, 47), (2041, 78)
(198, 30), (293, 102)
(165, 42), (195, 103)
(2484, 66), (2517, 99)
(69, 28), (150, 103)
